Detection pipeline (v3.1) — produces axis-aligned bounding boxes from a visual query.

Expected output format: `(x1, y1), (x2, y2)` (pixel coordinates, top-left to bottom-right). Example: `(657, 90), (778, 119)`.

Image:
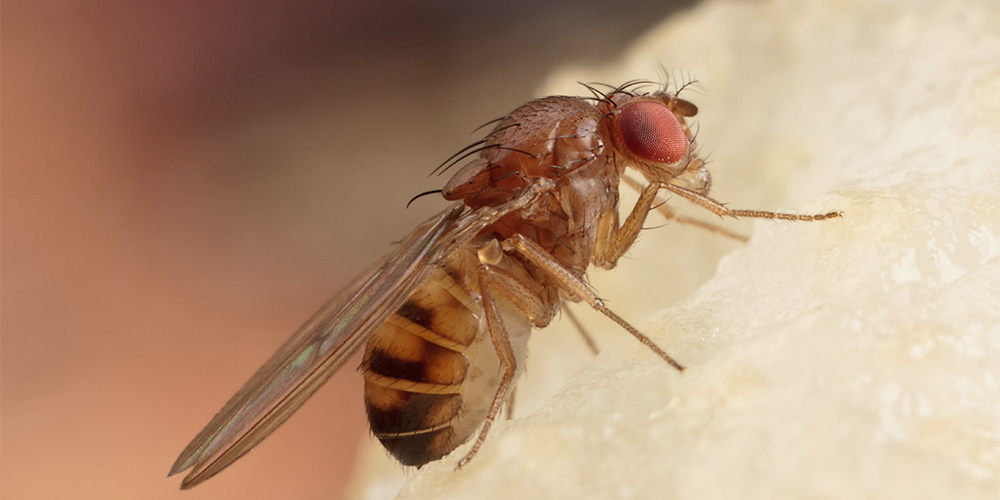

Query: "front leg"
(620, 175), (749, 242)
(593, 181), (662, 270)
(661, 183), (842, 221)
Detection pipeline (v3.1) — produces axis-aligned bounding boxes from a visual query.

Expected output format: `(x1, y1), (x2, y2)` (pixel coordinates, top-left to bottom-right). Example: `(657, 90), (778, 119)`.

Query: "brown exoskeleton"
(169, 81), (840, 488)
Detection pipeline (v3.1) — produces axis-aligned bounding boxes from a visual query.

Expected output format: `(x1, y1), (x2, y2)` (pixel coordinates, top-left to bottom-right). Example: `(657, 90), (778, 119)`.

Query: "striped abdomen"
(361, 247), (532, 466)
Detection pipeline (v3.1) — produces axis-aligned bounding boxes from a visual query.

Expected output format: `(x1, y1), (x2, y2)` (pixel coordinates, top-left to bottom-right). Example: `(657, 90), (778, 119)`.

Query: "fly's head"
(599, 89), (711, 194)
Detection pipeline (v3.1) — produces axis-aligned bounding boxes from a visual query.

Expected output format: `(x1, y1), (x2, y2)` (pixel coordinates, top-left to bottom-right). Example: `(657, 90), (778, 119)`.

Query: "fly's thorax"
(558, 156), (623, 267)
(443, 96), (604, 209)
(484, 157), (622, 279)
(361, 246), (534, 466)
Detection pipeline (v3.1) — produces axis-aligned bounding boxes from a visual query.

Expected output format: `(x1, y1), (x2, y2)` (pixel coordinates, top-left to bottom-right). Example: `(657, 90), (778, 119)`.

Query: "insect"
(169, 80), (840, 488)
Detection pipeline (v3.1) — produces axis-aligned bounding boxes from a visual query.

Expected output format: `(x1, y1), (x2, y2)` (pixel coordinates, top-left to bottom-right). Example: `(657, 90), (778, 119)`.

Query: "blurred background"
(2, 1), (698, 499)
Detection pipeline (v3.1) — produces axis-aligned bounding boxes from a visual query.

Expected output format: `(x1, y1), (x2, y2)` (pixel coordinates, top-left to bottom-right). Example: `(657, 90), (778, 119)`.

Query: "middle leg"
(456, 263), (552, 468)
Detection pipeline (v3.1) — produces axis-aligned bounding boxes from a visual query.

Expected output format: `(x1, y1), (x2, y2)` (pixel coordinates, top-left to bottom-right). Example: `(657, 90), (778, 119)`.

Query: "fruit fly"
(169, 81), (840, 488)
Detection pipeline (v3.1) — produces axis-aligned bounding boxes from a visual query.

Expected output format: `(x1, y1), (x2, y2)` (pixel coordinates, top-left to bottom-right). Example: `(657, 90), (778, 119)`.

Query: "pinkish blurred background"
(2, 1), (692, 498)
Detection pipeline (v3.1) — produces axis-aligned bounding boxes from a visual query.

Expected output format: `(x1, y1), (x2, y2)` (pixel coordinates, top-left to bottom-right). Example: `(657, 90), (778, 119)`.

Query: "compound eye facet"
(616, 100), (688, 164)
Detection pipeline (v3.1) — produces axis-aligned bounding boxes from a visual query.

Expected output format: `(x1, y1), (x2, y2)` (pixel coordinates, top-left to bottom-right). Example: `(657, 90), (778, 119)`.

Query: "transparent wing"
(169, 203), (466, 489)
(169, 179), (554, 489)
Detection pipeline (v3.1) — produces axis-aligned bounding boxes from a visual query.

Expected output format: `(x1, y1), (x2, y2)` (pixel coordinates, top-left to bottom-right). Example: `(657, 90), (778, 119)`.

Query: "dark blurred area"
(1, 1), (695, 498)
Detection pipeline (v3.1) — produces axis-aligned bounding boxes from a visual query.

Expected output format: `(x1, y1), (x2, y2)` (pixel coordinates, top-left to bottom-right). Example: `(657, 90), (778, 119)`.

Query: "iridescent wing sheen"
(169, 203), (466, 489)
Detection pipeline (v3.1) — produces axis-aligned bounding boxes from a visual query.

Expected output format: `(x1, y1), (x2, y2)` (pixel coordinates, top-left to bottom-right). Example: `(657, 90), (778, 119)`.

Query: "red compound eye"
(616, 100), (688, 164)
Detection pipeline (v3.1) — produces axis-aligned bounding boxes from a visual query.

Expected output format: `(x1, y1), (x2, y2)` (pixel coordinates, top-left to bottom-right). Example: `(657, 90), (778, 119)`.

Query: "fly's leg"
(505, 234), (685, 371)
(561, 301), (600, 356)
(652, 203), (750, 242)
(596, 179), (746, 270)
(505, 387), (517, 421)
(661, 183), (842, 221)
(594, 181), (662, 269)
(456, 263), (552, 469)
(510, 302), (599, 424)
(621, 175), (748, 242)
